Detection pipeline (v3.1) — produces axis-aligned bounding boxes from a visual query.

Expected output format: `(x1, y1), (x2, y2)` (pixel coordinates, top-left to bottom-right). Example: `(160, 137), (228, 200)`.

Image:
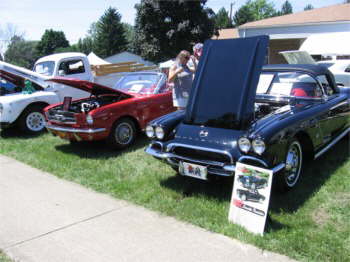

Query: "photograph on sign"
(228, 162), (274, 235)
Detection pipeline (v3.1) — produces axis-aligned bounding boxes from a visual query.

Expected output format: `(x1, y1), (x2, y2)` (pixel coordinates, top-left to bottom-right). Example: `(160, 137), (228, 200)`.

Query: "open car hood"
(185, 36), (269, 130)
(48, 77), (133, 98)
(279, 50), (317, 65)
(0, 61), (49, 88)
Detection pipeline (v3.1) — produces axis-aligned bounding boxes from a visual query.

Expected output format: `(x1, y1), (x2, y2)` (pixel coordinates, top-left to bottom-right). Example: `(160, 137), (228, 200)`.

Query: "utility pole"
(229, 2), (235, 25)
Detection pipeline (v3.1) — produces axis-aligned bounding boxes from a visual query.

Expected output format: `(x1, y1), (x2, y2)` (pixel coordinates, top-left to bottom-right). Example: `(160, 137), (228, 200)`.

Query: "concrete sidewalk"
(0, 155), (294, 262)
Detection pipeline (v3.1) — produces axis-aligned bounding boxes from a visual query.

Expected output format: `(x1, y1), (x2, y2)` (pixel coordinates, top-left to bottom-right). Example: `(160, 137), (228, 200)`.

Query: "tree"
(215, 7), (233, 29)
(123, 23), (135, 51)
(133, 0), (216, 62)
(4, 36), (39, 68)
(304, 4), (314, 11)
(36, 29), (69, 57)
(233, 0), (277, 26)
(0, 23), (24, 58)
(77, 37), (95, 55)
(280, 0), (293, 15)
(94, 7), (128, 58)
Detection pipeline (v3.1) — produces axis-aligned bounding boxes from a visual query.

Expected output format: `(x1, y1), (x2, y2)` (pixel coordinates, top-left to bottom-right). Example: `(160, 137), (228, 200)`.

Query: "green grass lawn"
(1, 129), (349, 262)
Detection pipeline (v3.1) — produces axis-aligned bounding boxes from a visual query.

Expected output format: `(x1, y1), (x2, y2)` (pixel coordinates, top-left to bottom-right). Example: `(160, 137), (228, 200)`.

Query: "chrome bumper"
(46, 124), (106, 134)
(145, 144), (285, 176)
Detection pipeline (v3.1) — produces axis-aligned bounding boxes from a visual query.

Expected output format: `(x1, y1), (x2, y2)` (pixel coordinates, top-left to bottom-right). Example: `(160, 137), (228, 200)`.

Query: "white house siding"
(239, 22), (350, 64)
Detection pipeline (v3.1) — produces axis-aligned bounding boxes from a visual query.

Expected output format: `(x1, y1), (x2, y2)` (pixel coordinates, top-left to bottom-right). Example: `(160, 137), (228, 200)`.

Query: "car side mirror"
(58, 70), (65, 76)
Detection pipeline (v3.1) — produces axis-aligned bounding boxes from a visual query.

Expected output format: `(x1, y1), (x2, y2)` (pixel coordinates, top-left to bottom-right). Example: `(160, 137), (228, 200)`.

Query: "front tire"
(18, 105), (46, 134)
(276, 139), (303, 192)
(107, 118), (137, 149)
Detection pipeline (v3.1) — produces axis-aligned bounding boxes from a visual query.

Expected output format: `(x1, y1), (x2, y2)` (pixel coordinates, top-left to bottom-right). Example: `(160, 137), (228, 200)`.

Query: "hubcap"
(285, 141), (302, 187)
(114, 122), (133, 145)
(26, 112), (45, 132)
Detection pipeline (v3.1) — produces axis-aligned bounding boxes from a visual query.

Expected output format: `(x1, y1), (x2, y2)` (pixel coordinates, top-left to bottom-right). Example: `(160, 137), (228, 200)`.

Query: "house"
(212, 28), (239, 39)
(237, 3), (350, 63)
(105, 51), (155, 66)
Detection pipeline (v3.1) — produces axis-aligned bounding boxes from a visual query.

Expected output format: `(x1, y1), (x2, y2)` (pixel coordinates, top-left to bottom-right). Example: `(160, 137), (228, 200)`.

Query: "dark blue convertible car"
(145, 36), (350, 191)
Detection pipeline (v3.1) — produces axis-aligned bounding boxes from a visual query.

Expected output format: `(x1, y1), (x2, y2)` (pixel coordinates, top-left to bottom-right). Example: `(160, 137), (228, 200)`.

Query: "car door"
(54, 59), (90, 100)
(141, 91), (174, 124)
(317, 75), (350, 141)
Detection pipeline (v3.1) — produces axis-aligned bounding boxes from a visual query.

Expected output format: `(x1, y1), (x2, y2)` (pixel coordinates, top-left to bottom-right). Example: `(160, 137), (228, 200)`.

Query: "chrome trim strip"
(330, 101), (348, 111)
(166, 143), (233, 163)
(315, 127), (350, 159)
(238, 156), (268, 167)
(46, 124), (106, 134)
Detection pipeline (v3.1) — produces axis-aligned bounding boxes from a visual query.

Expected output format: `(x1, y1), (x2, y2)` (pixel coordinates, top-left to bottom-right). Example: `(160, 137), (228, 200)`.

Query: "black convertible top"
(263, 64), (330, 75)
(262, 64), (337, 88)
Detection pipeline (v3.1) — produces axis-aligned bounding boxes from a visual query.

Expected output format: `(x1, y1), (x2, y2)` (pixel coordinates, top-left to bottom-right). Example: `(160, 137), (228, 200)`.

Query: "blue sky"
(0, 0), (345, 44)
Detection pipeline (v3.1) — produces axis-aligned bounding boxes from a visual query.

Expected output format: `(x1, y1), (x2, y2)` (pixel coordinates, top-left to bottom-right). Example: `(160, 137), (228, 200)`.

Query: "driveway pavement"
(0, 155), (295, 262)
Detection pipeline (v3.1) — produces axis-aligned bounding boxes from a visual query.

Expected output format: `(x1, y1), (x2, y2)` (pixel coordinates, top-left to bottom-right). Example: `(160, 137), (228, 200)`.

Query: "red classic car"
(45, 72), (175, 149)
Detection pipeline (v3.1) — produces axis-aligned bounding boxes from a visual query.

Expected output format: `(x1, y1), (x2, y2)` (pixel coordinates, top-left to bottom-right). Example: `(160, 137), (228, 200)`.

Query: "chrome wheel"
(114, 122), (133, 145)
(284, 141), (302, 188)
(26, 112), (45, 132)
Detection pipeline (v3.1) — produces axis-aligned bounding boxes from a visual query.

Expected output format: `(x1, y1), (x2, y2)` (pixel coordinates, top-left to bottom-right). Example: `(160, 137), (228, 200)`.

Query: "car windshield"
(115, 73), (161, 94)
(33, 61), (55, 76)
(257, 72), (323, 98)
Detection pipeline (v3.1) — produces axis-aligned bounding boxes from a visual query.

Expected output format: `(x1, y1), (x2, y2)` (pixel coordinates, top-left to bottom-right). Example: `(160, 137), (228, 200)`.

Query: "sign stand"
(228, 162), (274, 235)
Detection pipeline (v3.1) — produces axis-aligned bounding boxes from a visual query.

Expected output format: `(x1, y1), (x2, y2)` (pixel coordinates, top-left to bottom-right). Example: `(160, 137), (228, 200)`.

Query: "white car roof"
(35, 52), (87, 64)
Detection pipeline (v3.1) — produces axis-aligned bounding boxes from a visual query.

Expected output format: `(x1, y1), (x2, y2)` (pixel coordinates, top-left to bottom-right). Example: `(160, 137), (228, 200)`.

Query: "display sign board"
(228, 162), (273, 235)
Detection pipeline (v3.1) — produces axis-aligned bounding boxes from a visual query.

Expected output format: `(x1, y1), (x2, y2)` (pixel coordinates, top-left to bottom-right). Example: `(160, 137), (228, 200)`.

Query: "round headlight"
(86, 114), (93, 125)
(155, 126), (165, 140)
(145, 125), (154, 138)
(238, 137), (251, 153)
(252, 139), (266, 155)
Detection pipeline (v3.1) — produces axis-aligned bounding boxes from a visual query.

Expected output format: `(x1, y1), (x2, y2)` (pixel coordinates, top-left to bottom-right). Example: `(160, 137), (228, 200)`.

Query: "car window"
(34, 61), (55, 76)
(317, 75), (334, 96)
(58, 59), (85, 75)
(258, 72), (322, 98)
(115, 74), (161, 94)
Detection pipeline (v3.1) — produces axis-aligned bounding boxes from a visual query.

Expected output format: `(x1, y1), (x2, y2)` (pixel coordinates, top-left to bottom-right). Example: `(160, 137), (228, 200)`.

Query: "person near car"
(189, 42), (203, 68)
(168, 50), (196, 110)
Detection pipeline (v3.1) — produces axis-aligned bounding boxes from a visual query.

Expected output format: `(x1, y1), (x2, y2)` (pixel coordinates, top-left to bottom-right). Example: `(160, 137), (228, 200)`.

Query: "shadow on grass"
(270, 137), (349, 213)
(161, 174), (234, 202)
(160, 137), (350, 214)
(54, 134), (150, 159)
(0, 126), (46, 139)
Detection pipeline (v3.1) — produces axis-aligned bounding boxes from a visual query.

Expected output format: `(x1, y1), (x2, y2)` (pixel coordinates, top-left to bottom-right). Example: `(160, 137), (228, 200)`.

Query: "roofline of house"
(239, 20), (350, 30)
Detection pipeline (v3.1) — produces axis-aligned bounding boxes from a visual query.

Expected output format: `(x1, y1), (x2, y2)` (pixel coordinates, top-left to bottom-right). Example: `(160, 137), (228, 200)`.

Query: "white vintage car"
(0, 61), (89, 133)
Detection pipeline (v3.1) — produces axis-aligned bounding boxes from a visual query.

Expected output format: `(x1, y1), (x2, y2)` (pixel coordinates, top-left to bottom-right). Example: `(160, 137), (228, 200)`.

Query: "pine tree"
(94, 7), (128, 58)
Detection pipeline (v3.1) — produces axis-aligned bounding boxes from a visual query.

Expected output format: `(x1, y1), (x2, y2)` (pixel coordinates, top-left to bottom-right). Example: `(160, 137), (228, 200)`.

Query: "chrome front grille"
(48, 110), (76, 124)
(171, 146), (231, 164)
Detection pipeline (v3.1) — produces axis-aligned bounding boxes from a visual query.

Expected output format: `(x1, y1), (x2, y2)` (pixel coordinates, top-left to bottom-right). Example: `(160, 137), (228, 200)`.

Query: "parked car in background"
(145, 36), (350, 192)
(280, 51), (350, 87)
(0, 62), (89, 133)
(45, 72), (174, 149)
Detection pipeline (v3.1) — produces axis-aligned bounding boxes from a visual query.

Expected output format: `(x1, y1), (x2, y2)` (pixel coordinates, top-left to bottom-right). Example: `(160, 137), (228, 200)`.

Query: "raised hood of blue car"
(185, 36), (269, 130)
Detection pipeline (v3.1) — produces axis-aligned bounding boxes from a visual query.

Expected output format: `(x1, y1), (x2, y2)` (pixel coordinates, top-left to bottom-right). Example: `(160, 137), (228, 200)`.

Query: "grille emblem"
(199, 130), (209, 137)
